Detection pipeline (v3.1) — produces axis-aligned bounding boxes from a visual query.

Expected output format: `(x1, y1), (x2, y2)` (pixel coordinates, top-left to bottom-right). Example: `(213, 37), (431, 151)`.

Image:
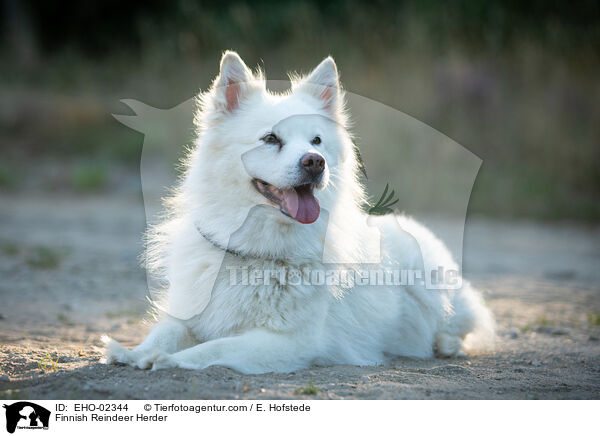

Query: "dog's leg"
(151, 329), (314, 374)
(103, 318), (195, 369)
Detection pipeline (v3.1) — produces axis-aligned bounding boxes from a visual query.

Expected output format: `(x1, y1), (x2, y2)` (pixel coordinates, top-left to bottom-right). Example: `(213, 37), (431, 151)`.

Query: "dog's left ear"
(293, 57), (342, 114)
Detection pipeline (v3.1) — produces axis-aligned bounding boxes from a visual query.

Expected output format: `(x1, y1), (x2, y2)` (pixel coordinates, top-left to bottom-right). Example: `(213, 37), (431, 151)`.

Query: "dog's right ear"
(210, 51), (258, 113)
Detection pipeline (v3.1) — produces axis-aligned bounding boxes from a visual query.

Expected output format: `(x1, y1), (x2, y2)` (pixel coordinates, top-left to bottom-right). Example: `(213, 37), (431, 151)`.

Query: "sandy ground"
(1, 192), (599, 400)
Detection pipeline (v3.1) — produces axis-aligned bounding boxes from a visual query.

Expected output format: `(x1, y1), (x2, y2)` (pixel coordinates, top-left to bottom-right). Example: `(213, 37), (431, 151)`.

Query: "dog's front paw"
(101, 335), (161, 369)
(151, 353), (177, 371)
(102, 335), (132, 365)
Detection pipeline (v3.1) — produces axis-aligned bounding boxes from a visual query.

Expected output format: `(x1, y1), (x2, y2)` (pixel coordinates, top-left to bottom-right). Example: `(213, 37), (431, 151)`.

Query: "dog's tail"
(436, 282), (496, 356)
(461, 283), (497, 353)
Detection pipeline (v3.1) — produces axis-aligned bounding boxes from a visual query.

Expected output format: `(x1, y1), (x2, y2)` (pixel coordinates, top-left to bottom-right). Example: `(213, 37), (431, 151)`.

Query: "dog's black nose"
(300, 152), (325, 176)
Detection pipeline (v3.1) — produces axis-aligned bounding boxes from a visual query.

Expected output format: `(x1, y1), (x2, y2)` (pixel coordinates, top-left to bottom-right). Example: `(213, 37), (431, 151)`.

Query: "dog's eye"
(311, 136), (321, 145)
(261, 133), (281, 145)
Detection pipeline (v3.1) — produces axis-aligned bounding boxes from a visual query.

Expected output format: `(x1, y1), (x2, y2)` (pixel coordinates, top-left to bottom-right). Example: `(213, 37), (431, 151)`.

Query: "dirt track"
(1, 193), (599, 399)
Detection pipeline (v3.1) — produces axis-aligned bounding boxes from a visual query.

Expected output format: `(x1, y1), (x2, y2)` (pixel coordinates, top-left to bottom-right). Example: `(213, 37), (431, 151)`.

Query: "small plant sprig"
(368, 183), (399, 215)
(38, 353), (59, 372)
(294, 380), (319, 395)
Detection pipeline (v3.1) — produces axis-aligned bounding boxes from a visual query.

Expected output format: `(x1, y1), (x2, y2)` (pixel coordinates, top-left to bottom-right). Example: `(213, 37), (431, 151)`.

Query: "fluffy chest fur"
(185, 255), (330, 341)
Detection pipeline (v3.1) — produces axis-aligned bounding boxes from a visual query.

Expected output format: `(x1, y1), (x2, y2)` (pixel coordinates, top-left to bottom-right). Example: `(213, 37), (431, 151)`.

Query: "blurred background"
(1, 0), (599, 220)
(1, 1), (600, 400)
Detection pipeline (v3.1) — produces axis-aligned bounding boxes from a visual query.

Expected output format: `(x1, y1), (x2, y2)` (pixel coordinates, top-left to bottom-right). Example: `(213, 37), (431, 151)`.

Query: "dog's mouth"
(252, 179), (320, 224)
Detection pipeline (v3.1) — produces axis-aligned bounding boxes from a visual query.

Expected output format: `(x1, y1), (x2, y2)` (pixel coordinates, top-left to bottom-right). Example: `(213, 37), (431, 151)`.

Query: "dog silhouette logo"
(3, 402), (50, 433)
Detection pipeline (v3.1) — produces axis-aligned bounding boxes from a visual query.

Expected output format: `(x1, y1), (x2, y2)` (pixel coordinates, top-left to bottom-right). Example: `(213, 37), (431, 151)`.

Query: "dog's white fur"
(104, 51), (494, 373)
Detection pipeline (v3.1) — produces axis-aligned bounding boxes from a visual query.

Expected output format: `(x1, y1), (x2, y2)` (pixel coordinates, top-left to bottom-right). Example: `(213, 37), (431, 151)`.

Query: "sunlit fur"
(103, 51), (495, 373)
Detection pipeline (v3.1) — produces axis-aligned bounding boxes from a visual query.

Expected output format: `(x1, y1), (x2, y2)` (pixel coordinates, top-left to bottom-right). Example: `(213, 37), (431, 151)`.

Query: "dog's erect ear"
(293, 57), (342, 113)
(211, 51), (257, 112)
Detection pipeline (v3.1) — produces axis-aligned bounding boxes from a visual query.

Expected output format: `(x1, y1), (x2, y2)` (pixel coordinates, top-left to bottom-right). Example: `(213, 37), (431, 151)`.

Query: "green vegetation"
(57, 313), (75, 327)
(588, 313), (600, 327)
(105, 309), (142, 319)
(368, 184), (399, 216)
(536, 314), (555, 327)
(295, 380), (319, 395)
(1, 1), (598, 220)
(71, 163), (108, 192)
(0, 241), (20, 256)
(38, 353), (60, 372)
(0, 164), (18, 189)
(26, 246), (62, 269)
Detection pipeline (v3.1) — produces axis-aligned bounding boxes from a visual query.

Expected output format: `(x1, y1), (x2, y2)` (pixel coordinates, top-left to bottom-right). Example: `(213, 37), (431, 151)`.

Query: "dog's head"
(185, 52), (361, 255)
(242, 113), (338, 224)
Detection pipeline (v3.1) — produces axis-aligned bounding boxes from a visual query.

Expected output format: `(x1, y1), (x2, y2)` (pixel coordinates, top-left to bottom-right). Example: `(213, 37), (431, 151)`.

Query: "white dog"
(104, 51), (494, 373)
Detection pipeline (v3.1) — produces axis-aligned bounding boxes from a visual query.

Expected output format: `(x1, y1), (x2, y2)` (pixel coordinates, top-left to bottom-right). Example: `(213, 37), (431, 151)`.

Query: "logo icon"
(3, 402), (50, 434)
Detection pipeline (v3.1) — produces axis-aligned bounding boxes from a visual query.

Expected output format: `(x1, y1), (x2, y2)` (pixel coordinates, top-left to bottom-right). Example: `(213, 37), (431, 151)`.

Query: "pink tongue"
(281, 187), (320, 224)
